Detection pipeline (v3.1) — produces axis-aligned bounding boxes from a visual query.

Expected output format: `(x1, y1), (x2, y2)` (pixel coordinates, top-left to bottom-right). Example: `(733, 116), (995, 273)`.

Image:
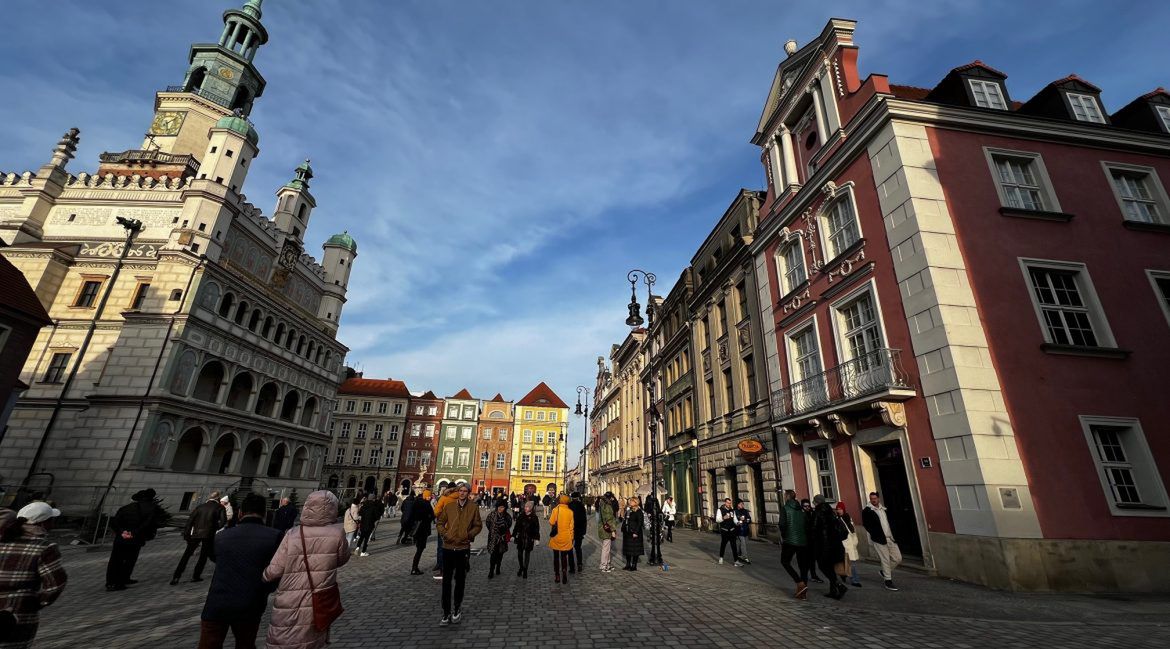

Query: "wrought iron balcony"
(98, 149), (197, 166)
(770, 348), (914, 422)
(165, 85), (234, 110)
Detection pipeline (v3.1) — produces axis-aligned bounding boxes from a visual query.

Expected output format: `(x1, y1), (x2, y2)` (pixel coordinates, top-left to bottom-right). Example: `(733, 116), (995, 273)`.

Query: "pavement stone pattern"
(32, 513), (1169, 648)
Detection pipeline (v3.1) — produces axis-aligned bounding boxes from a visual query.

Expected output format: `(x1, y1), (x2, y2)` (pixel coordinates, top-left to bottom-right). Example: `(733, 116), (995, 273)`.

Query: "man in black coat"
(271, 497), (297, 534)
(568, 492), (588, 572)
(105, 488), (163, 591)
(198, 493), (282, 649)
(356, 492), (384, 556)
(171, 491), (226, 585)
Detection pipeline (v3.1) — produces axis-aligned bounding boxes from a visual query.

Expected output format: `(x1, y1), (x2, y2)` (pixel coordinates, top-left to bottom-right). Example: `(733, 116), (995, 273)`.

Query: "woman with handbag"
(511, 500), (540, 579)
(547, 494), (575, 585)
(596, 492), (618, 572)
(343, 495), (362, 549)
(621, 497), (645, 571)
(835, 502), (862, 587)
(263, 490), (350, 649)
(484, 499), (512, 578)
(409, 490), (435, 575)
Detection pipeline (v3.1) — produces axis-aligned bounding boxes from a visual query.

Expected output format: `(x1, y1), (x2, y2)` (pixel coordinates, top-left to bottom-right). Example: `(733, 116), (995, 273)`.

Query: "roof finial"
(48, 127), (80, 169)
(784, 39), (798, 56)
(242, 0), (263, 19)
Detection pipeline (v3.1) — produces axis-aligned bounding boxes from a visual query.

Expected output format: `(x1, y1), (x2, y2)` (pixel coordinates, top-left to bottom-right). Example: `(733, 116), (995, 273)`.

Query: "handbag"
(299, 526), (343, 631)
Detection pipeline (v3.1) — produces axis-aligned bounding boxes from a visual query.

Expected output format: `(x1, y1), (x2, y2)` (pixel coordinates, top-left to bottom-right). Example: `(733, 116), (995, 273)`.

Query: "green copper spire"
(284, 159), (314, 190)
(326, 231), (357, 253)
(242, 0), (263, 20)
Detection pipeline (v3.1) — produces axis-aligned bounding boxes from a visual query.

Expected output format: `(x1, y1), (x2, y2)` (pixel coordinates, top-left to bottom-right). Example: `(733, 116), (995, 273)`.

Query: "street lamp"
(624, 269), (664, 566)
(575, 385), (590, 494)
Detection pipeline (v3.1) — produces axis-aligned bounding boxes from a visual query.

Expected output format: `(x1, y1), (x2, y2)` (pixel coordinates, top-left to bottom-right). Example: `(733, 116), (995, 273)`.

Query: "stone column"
(810, 84), (828, 145)
(779, 126), (798, 187)
(768, 141), (786, 192)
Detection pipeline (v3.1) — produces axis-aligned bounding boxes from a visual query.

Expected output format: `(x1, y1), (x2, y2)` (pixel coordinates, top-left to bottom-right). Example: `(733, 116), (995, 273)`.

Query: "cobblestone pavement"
(33, 515), (1169, 648)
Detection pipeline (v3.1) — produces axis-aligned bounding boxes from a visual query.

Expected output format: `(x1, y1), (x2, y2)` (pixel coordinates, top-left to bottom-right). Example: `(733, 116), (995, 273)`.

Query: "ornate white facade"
(0, 0), (356, 515)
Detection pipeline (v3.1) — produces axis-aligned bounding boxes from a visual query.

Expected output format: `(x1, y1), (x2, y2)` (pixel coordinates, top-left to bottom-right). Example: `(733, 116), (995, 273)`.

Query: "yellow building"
(509, 382), (569, 494)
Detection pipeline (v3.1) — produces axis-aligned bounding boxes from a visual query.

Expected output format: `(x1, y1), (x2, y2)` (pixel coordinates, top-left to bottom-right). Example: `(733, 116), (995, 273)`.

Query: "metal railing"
(165, 85), (234, 109)
(98, 149), (198, 165)
(770, 347), (912, 420)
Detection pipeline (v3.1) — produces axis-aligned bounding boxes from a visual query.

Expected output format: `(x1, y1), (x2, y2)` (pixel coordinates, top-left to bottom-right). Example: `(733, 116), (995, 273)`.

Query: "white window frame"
(496, 453), (506, 470)
(356, 423), (367, 439)
(480, 451), (490, 469)
(445, 426), (456, 439)
(345, 400), (355, 413)
(1146, 270), (1170, 328)
(803, 441), (839, 503)
(334, 448), (345, 464)
(828, 279), (892, 368)
(1018, 258), (1116, 348)
(498, 429), (508, 441)
(463, 406), (476, 419)
(534, 455), (543, 472)
(983, 147), (1061, 212)
(393, 402), (403, 415)
(521, 454), (531, 471)
(775, 235), (808, 295)
(461, 426), (472, 440)
(407, 449), (419, 465)
(523, 430), (532, 443)
(817, 184), (862, 262)
(1079, 416), (1168, 517)
(339, 422), (351, 438)
(1157, 105), (1170, 132)
(424, 423), (435, 437)
(377, 402), (387, 414)
(427, 406), (437, 416)
(482, 428), (492, 440)
(389, 424), (399, 441)
(361, 401), (371, 414)
(1101, 162), (1170, 225)
(967, 79), (1006, 110)
(536, 431), (545, 444)
(442, 448), (454, 466)
(1067, 92), (1105, 123)
(457, 448), (470, 467)
(784, 315), (827, 411)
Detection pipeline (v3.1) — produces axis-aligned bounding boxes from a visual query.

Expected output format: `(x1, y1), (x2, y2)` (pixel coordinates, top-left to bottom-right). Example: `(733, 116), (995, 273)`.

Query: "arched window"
(286, 329), (297, 350)
(306, 341), (315, 360)
(267, 443), (288, 478)
(171, 428), (205, 472)
(274, 322), (285, 343)
(296, 335), (306, 355)
(280, 390), (300, 422)
(185, 66), (207, 92)
(262, 317), (274, 338)
(297, 204), (307, 221)
(300, 397), (318, 428)
(292, 446), (309, 479)
(231, 86), (252, 112)
(225, 372), (253, 410)
(240, 439), (264, 477)
(324, 351), (332, 367)
(248, 309), (262, 332)
(199, 282), (221, 310)
(210, 433), (238, 474)
(254, 382), (279, 417)
(327, 474), (339, 488)
(192, 361), (225, 402)
(217, 293), (235, 318)
(234, 301), (249, 325)
(347, 476), (357, 489)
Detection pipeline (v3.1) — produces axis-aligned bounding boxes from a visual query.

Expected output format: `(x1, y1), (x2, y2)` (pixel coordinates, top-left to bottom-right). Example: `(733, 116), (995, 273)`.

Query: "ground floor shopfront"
(661, 445), (699, 526)
(696, 424), (781, 540)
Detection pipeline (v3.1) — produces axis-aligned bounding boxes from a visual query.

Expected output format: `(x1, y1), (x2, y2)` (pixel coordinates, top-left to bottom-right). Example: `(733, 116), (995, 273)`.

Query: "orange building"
(473, 394), (514, 497)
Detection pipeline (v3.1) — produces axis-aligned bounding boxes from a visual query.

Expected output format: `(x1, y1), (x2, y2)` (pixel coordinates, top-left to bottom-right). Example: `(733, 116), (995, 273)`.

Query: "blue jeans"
(435, 533), (444, 569)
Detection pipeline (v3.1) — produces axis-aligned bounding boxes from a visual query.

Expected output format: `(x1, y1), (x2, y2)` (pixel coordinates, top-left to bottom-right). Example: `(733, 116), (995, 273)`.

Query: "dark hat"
(132, 488), (156, 501)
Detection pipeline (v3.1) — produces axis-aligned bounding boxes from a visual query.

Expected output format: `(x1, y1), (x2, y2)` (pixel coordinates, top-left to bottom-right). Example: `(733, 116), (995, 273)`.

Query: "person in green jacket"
(596, 492), (619, 573)
(779, 489), (812, 599)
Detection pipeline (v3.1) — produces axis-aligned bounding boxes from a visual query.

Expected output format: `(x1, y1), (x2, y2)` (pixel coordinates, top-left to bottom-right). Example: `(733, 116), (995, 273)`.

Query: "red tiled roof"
(950, 59), (1008, 78)
(0, 255), (50, 324)
(450, 388), (474, 400)
(416, 390), (440, 400)
(516, 382), (568, 409)
(490, 393), (507, 402)
(890, 84), (931, 100)
(1141, 87), (1170, 100)
(338, 377), (411, 398)
(1049, 74), (1101, 92)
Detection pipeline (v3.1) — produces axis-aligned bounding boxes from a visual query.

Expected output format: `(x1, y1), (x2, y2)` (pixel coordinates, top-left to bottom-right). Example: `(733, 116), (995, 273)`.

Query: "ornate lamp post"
(575, 385), (590, 494)
(624, 269), (664, 566)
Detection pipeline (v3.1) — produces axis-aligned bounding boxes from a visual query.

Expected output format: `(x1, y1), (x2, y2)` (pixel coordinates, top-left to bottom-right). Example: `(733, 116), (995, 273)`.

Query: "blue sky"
(2, 1), (1167, 458)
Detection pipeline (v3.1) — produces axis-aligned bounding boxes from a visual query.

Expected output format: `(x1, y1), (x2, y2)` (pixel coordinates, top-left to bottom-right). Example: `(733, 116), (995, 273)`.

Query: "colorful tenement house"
(435, 389), (479, 489)
(510, 382), (570, 494)
(0, 0), (355, 514)
(473, 394), (514, 497)
(751, 18), (1170, 591)
(323, 374), (410, 499)
(398, 390), (444, 492)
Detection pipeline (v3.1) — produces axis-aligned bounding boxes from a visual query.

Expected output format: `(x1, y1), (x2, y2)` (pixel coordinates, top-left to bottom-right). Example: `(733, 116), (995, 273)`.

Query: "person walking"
(171, 491), (226, 585)
(343, 495), (362, 549)
(272, 497), (297, 534)
(396, 492), (416, 545)
(800, 498), (823, 584)
(714, 498), (743, 567)
(511, 500), (540, 578)
(596, 493), (618, 573)
(547, 495), (575, 585)
(661, 496), (676, 543)
(263, 490), (350, 648)
(0, 503), (68, 649)
(356, 493), (383, 557)
(811, 495), (848, 599)
(735, 500), (753, 565)
(432, 487), (457, 580)
(862, 492), (902, 591)
(105, 488), (163, 591)
(220, 496), (235, 529)
(836, 502), (862, 587)
(620, 497), (644, 571)
(484, 499), (512, 579)
(409, 490), (435, 575)
(779, 490), (811, 599)
(568, 492), (587, 573)
(198, 493), (283, 649)
(435, 484), (481, 625)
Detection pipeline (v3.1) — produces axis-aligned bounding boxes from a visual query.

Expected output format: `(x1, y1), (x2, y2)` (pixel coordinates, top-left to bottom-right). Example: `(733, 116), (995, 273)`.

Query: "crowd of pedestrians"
(0, 481), (906, 647)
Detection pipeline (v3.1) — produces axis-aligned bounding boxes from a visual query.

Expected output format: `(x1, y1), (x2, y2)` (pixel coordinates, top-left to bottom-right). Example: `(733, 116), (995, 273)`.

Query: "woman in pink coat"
(263, 490), (350, 649)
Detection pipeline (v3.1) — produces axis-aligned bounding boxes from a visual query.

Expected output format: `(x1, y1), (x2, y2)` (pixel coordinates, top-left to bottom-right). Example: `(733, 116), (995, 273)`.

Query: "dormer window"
(968, 79), (1006, 110)
(1068, 93), (1105, 123)
(1157, 105), (1170, 132)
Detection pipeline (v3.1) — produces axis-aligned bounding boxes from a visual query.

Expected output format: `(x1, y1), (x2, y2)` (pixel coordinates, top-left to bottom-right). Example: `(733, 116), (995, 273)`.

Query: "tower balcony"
(769, 347), (915, 428)
(166, 85), (235, 111)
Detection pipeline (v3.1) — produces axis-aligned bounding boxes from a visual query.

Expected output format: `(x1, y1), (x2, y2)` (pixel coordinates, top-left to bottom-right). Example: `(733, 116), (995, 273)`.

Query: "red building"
(0, 256), (51, 441)
(752, 19), (1170, 591)
(397, 390), (444, 492)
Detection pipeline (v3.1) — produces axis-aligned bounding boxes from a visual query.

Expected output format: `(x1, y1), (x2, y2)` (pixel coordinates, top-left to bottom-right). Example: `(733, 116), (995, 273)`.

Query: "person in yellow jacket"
(547, 494), (575, 585)
(431, 487), (456, 580)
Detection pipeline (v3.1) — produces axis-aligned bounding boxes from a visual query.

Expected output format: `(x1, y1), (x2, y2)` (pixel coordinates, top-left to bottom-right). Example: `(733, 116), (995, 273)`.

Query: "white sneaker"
(452, 609), (463, 623)
(718, 557), (724, 565)
(360, 552), (370, 557)
(734, 561), (744, 567)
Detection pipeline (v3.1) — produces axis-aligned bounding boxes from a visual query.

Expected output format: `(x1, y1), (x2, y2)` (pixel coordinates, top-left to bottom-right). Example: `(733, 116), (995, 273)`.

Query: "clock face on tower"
(149, 111), (185, 136)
